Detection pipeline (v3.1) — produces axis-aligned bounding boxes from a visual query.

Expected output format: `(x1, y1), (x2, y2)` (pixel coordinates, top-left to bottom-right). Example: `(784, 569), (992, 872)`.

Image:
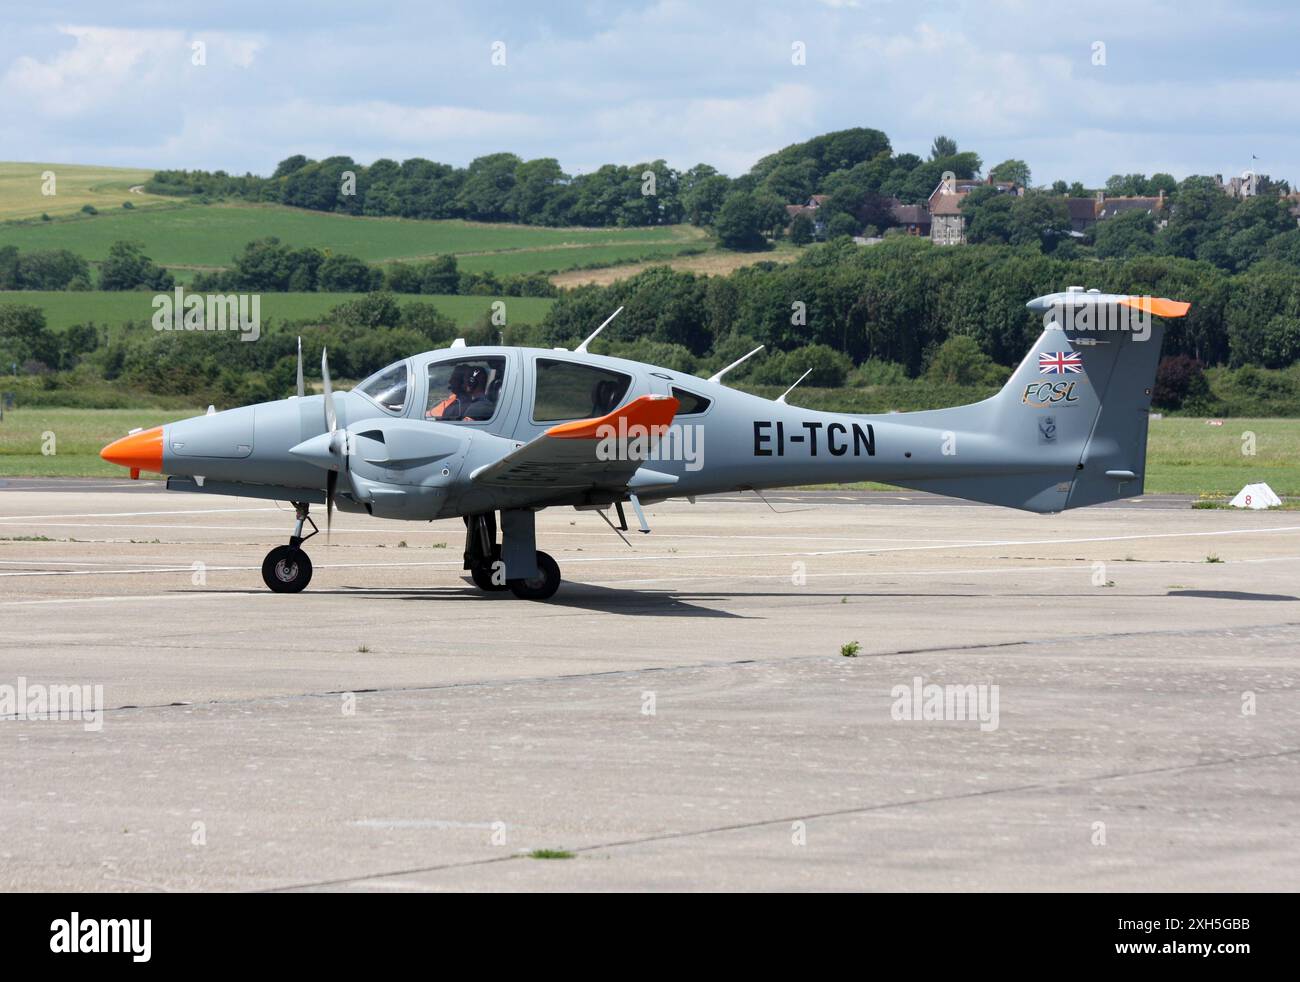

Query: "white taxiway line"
(0, 506), (279, 522)
(2, 524), (1299, 583)
(6, 555), (1298, 608)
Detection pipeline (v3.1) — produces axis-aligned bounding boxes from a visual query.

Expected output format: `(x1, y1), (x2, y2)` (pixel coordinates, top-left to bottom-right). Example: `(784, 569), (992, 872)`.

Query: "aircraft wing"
(470, 394), (680, 491)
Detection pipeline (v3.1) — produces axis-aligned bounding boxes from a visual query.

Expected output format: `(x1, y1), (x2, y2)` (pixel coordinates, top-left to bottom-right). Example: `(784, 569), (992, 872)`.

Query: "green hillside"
(0, 199), (710, 274)
(4, 290), (553, 332)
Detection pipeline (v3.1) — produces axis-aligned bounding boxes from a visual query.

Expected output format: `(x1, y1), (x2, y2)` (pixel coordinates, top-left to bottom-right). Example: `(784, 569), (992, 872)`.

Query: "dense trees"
(150, 152), (691, 229)
(4, 231), (1298, 411)
(142, 127), (976, 232)
(537, 235), (1299, 379)
(789, 213), (814, 245)
(0, 304), (58, 369)
(714, 192), (768, 250)
(0, 246), (90, 290)
(930, 136), (958, 160)
(1093, 209), (1156, 258)
(989, 159), (1031, 187)
(98, 241), (173, 291)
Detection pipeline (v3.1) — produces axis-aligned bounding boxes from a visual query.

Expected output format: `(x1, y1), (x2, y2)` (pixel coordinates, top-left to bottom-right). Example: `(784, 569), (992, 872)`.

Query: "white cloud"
(1, 2), (1297, 185)
(1, 25), (263, 118)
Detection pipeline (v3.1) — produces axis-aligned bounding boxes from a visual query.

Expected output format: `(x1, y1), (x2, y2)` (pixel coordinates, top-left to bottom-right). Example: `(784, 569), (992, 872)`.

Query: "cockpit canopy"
(356, 361), (409, 414)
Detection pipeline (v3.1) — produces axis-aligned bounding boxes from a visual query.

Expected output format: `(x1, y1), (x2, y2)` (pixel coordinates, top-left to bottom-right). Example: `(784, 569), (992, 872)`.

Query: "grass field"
(0, 408), (202, 477)
(0, 198), (711, 273)
(550, 242), (798, 286)
(2, 410), (1296, 491)
(2, 290), (554, 332)
(0, 162), (173, 220)
(455, 242), (706, 276)
(1142, 416), (1300, 494)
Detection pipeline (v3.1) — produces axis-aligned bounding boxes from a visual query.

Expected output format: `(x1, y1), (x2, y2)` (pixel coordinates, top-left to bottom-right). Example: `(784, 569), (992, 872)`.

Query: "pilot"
(427, 365), (495, 421)
(427, 364), (471, 420)
(457, 366), (496, 420)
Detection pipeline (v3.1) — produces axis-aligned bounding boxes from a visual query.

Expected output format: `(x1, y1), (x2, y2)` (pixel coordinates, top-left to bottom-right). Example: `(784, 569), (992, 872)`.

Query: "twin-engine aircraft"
(101, 288), (1189, 600)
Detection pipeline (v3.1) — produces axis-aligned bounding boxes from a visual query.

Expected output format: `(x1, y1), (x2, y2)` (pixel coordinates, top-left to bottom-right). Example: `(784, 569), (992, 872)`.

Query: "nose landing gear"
(261, 502), (317, 593)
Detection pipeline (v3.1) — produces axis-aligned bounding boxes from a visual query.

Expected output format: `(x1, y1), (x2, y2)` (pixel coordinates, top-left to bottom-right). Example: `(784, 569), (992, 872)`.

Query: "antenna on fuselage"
(775, 368), (812, 405)
(295, 336), (304, 398)
(576, 306), (624, 355)
(708, 345), (764, 385)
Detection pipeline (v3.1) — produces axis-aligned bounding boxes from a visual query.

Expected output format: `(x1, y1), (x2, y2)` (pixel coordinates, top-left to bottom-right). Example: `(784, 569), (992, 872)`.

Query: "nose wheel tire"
(470, 545), (510, 592)
(508, 551), (561, 601)
(262, 545), (313, 593)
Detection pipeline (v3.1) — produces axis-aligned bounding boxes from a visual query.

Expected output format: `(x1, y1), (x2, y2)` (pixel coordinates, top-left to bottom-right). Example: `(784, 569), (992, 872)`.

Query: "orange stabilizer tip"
(100, 426), (164, 473)
(1119, 296), (1191, 318)
(546, 394), (681, 440)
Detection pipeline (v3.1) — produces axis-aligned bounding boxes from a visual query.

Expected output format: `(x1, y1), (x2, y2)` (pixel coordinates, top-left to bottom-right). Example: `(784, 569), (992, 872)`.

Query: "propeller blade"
(325, 468), (336, 541)
(296, 337), (304, 399)
(321, 347), (336, 434)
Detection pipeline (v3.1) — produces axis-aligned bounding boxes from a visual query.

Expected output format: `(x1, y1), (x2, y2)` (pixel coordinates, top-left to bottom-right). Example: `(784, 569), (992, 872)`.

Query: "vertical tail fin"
(886, 291), (1183, 512)
(1026, 291), (1178, 509)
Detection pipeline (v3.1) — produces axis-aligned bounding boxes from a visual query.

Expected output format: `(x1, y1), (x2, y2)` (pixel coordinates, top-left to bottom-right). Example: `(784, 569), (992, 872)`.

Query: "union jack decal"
(1038, 351), (1084, 375)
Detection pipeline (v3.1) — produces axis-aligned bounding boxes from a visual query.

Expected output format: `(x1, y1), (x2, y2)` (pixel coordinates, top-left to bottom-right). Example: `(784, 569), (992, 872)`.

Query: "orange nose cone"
(100, 426), (164, 473)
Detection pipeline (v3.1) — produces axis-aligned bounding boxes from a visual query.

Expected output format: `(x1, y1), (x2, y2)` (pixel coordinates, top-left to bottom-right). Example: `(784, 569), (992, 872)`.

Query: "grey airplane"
(101, 288), (1189, 600)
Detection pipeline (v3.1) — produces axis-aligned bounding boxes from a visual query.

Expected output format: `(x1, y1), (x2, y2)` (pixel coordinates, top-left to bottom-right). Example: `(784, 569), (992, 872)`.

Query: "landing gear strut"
(463, 511), (562, 600)
(464, 513), (509, 592)
(262, 502), (316, 593)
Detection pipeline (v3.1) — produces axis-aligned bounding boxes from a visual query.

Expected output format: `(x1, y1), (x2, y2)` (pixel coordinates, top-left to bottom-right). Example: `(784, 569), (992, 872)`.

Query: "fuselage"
(103, 343), (1069, 520)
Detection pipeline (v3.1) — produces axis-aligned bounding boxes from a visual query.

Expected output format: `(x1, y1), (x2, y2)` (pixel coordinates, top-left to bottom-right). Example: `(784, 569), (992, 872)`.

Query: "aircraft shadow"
(190, 583), (749, 617)
(1166, 589), (1299, 602)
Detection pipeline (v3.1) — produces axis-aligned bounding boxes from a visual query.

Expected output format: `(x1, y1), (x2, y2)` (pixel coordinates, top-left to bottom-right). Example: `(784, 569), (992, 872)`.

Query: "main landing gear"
(261, 502), (317, 593)
(257, 505), (561, 600)
(463, 511), (561, 601)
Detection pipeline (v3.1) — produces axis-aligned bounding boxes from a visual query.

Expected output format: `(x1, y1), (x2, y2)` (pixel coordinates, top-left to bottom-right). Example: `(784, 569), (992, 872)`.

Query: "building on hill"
(1221, 174), (1257, 199)
(889, 201), (931, 236)
(1285, 192), (1300, 227)
(1095, 189), (1168, 228)
(1064, 197), (1099, 234)
(928, 192), (966, 245)
(927, 174), (1022, 245)
(785, 194), (830, 237)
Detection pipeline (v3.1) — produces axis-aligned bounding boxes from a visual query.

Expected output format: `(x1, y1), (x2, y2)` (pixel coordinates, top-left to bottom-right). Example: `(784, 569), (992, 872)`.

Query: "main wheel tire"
(508, 551), (561, 601)
(470, 546), (509, 592)
(262, 545), (313, 593)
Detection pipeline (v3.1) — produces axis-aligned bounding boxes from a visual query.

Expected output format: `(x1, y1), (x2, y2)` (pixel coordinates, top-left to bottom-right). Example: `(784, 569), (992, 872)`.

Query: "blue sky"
(2, 0), (1296, 186)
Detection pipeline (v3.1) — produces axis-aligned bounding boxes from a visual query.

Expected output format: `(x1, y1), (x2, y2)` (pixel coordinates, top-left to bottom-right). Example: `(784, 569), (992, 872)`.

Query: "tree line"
(143, 129), (981, 230)
(125, 126), (1300, 280)
(4, 235), (1297, 413)
(0, 239), (557, 298)
(534, 236), (1300, 376)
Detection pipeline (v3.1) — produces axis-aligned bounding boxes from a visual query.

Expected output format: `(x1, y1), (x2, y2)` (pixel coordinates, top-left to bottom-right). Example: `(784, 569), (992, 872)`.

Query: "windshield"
(355, 360), (409, 414)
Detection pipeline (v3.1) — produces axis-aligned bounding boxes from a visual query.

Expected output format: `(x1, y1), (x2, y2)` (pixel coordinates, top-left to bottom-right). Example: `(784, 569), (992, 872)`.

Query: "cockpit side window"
(355, 361), (409, 414)
(425, 356), (507, 423)
(532, 358), (632, 423)
(670, 387), (711, 415)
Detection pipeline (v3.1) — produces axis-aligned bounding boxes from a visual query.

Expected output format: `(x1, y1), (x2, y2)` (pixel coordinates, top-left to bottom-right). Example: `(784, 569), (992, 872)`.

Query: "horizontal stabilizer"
(1026, 291), (1190, 319)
